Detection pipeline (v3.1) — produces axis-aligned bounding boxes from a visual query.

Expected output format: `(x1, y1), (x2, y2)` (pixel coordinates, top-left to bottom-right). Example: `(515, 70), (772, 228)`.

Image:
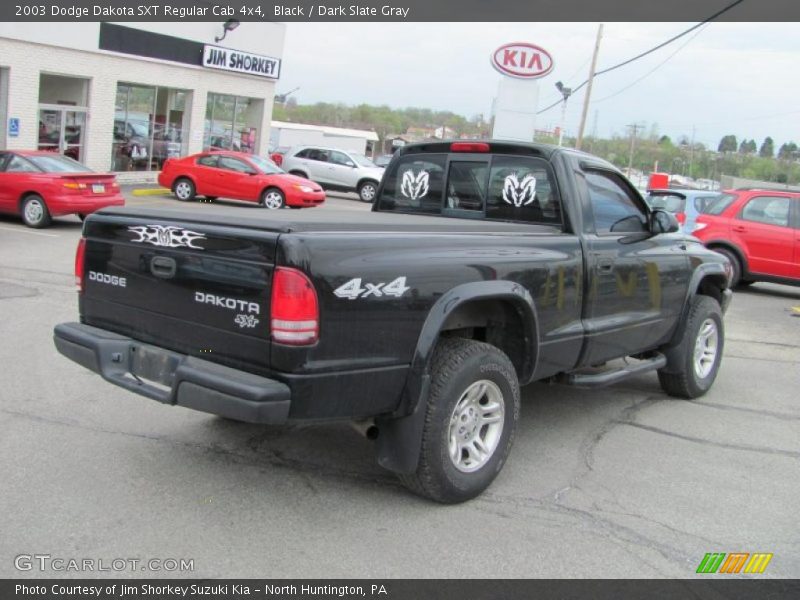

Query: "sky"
(276, 22), (800, 150)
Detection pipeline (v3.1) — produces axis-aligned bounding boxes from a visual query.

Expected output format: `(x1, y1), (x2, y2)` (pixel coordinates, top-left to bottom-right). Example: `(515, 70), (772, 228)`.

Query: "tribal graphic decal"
(502, 173), (537, 207)
(128, 225), (206, 250)
(400, 170), (430, 200)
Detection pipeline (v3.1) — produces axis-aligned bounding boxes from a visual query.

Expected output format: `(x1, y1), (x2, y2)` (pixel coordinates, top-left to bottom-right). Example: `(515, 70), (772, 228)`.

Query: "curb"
(131, 188), (170, 197)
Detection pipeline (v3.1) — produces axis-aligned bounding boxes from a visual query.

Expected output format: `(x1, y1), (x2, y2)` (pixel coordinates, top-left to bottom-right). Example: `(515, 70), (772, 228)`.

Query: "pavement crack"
(618, 421), (800, 459)
(693, 400), (800, 422)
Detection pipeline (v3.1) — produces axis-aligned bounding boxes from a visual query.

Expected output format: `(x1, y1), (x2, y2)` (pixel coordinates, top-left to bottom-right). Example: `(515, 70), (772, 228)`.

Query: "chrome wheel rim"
(24, 199), (44, 224)
(360, 184), (376, 201)
(175, 181), (192, 200)
(447, 380), (505, 473)
(693, 318), (719, 379)
(263, 191), (284, 209)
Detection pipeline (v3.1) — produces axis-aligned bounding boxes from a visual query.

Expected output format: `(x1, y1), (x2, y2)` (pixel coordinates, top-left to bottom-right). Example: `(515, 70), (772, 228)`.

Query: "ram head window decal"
(128, 225), (206, 250)
(502, 173), (537, 207)
(400, 170), (430, 201)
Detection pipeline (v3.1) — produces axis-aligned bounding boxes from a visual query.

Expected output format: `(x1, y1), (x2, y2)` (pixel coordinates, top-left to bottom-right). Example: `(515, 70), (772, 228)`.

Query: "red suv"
(693, 189), (800, 287)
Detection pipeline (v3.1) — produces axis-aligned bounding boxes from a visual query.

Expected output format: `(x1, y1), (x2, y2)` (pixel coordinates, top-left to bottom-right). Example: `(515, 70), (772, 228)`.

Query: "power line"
(536, 0), (747, 116)
(593, 24), (708, 104)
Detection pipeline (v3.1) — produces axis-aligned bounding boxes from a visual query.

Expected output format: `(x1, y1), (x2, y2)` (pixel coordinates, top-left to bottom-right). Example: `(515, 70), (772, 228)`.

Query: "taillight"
(74, 237), (86, 292)
(63, 180), (87, 191)
(270, 267), (319, 345)
(450, 142), (490, 153)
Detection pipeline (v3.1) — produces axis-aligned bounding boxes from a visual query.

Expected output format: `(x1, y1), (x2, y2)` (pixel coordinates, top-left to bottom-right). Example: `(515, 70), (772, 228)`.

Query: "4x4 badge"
(128, 225), (206, 249)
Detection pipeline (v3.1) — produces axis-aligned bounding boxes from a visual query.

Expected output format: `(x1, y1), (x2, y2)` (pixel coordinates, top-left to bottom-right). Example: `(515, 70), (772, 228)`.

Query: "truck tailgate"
(79, 213), (279, 374)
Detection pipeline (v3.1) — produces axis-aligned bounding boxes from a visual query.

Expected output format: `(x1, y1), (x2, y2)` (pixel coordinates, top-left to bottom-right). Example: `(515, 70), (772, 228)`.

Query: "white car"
(280, 146), (384, 202)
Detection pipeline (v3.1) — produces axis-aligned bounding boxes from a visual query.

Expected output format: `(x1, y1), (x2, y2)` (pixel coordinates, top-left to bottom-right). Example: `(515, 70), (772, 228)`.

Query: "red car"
(0, 151), (124, 228)
(693, 189), (800, 287)
(158, 151), (325, 209)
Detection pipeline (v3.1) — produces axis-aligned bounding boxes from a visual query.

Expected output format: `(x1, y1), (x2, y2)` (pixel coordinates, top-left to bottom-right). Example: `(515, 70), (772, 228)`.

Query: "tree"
(718, 135), (737, 153)
(658, 135), (672, 146)
(759, 136), (775, 158)
(778, 141), (798, 159)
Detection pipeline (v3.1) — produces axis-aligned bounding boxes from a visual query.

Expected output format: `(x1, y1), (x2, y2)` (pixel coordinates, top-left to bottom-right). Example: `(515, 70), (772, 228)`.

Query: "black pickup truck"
(54, 141), (732, 503)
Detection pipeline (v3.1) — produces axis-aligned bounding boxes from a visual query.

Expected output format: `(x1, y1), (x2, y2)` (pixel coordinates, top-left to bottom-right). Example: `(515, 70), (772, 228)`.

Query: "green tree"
(717, 135), (737, 153)
(759, 136), (775, 158)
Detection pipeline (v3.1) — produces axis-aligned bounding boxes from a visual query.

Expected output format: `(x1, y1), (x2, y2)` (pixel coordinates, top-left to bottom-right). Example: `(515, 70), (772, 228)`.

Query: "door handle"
(150, 256), (177, 279)
(597, 258), (614, 272)
(733, 226), (746, 233)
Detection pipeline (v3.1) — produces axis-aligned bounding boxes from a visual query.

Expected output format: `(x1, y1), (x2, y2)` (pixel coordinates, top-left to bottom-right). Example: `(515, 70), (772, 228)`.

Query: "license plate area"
(129, 344), (183, 388)
(92, 184), (105, 194)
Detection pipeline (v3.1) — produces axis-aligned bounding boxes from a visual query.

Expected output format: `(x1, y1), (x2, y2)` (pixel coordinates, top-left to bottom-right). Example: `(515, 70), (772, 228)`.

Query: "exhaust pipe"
(351, 419), (379, 440)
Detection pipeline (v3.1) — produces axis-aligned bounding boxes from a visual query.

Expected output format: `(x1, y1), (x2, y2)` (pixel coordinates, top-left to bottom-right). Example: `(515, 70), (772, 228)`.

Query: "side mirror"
(651, 209), (679, 234)
(345, 161), (356, 168)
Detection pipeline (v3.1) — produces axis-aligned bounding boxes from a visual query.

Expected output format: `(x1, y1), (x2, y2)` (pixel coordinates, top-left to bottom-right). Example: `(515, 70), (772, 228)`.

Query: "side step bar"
(561, 354), (667, 388)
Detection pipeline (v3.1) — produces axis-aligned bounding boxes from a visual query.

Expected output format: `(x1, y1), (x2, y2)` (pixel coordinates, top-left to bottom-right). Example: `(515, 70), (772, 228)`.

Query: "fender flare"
(375, 280), (540, 474)
(666, 261), (730, 350)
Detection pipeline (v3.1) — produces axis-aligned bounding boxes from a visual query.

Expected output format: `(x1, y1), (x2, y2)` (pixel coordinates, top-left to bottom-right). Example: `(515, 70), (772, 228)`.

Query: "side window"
(739, 196), (790, 227)
(218, 156), (253, 173)
(446, 161), (488, 212)
(5, 155), (39, 173)
(585, 171), (647, 234)
(486, 156), (561, 224)
(377, 154), (446, 214)
(329, 151), (353, 167)
(196, 155), (218, 168)
(307, 149), (330, 162)
(294, 148), (310, 159)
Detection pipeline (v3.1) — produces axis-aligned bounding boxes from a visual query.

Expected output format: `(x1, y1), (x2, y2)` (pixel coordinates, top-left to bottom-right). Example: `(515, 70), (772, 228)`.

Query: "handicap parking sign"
(8, 118), (20, 138)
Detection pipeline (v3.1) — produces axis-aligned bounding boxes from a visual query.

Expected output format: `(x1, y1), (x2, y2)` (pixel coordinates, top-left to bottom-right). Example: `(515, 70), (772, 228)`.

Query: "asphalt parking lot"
(1, 189), (798, 579)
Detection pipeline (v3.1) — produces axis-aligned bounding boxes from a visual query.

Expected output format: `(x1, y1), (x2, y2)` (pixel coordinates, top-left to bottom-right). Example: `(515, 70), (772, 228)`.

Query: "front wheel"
(173, 178), (196, 202)
(658, 295), (724, 399)
(358, 180), (378, 203)
(399, 338), (520, 503)
(261, 187), (285, 209)
(21, 194), (52, 228)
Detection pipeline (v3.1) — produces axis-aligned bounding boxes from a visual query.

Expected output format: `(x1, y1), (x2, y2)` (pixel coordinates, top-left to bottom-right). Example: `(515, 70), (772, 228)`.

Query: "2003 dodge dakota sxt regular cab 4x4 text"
(54, 141), (732, 503)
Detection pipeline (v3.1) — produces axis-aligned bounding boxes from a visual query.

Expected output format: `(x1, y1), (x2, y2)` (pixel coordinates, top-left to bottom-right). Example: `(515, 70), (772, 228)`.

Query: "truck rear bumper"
(53, 322), (291, 424)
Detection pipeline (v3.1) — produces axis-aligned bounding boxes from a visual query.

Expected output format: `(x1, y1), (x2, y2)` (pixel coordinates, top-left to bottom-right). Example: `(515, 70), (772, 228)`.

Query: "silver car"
(280, 146), (385, 203)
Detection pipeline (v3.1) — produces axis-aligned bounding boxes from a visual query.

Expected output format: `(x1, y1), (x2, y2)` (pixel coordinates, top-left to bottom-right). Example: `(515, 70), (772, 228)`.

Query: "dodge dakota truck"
(54, 141), (732, 503)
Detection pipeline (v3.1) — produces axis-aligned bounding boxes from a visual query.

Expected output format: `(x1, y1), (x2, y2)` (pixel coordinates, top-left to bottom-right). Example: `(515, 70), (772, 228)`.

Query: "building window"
(111, 83), (189, 172)
(204, 93), (263, 154)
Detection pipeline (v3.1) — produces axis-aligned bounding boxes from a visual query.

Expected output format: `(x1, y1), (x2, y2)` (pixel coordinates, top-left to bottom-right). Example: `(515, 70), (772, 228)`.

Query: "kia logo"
(491, 42), (554, 79)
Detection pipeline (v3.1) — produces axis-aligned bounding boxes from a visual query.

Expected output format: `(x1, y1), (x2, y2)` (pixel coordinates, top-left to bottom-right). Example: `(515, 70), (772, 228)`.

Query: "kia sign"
(491, 42), (554, 79)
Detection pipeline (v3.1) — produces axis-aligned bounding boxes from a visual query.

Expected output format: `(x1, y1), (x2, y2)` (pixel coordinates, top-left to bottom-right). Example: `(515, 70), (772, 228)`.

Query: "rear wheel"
(358, 180), (378, 203)
(658, 295), (724, 399)
(261, 187), (285, 209)
(173, 178), (195, 201)
(713, 247), (742, 288)
(21, 194), (52, 228)
(399, 338), (520, 503)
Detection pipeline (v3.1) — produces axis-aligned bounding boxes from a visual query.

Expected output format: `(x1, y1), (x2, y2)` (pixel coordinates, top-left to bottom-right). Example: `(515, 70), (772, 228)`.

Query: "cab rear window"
(377, 153), (562, 225)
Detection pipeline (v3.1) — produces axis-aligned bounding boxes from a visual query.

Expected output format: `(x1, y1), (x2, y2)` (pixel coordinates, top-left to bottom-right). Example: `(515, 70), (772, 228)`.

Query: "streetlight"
(215, 19), (240, 43)
(555, 81), (572, 147)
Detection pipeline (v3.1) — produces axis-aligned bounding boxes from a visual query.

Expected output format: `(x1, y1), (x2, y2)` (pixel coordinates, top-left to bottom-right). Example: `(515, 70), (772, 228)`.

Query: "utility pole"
(689, 125), (696, 178)
(575, 23), (603, 151)
(627, 123), (643, 174)
(555, 81), (572, 147)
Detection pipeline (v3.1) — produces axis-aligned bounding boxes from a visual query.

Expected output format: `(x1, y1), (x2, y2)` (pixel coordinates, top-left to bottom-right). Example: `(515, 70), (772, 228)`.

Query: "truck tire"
(658, 295), (724, 399)
(399, 338), (520, 503)
(173, 178), (196, 202)
(21, 194), (52, 228)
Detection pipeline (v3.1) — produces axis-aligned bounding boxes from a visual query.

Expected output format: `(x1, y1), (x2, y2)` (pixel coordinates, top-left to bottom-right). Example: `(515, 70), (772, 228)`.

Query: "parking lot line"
(0, 226), (59, 238)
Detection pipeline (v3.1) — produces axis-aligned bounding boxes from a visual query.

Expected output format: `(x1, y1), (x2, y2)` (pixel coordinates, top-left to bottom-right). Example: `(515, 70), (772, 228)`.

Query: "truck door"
(578, 167), (690, 366)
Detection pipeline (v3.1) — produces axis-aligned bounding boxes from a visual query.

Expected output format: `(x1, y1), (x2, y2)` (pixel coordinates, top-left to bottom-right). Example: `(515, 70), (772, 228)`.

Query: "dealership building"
(0, 21), (285, 181)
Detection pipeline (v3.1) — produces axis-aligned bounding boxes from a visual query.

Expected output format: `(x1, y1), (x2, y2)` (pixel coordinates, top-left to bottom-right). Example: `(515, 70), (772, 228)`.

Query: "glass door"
(37, 107), (87, 163)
